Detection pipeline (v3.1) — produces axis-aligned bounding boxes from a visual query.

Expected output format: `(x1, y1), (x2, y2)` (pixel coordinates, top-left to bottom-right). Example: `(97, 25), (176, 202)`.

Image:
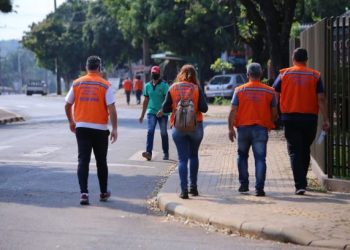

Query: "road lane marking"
(22, 146), (60, 157)
(0, 159), (155, 168)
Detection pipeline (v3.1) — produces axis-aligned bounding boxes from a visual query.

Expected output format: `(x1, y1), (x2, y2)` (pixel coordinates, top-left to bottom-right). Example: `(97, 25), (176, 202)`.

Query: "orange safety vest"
(233, 80), (276, 129)
(133, 79), (143, 91)
(169, 82), (203, 128)
(72, 72), (110, 124)
(279, 64), (320, 115)
(123, 79), (133, 91)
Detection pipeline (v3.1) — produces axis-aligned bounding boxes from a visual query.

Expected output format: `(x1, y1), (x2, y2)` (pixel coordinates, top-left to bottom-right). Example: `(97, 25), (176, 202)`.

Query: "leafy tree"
(104, 0), (151, 65)
(83, 0), (139, 67)
(210, 58), (233, 74)
(0, 0), (12, 13)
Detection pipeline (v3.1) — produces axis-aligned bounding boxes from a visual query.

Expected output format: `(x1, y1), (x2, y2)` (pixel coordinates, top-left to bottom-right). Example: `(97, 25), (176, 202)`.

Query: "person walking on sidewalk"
(123, 77), (133, 105)
(133, 75), (143, 105)
(139, 65), (169, 161)
(65, 55), (118, 205)
(162, 64), (208, 199)
(228, 63), (277, 197)
(273, 48), (330, 195)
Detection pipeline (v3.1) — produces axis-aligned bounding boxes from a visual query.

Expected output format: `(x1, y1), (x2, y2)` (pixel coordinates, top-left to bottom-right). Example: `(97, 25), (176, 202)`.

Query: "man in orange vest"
(123, 77), (133, 105)
(133, 75), (143, 105)
(65, 56), (118, 205)
(273, 48), (330, 195)
(228, 63), (277, 196)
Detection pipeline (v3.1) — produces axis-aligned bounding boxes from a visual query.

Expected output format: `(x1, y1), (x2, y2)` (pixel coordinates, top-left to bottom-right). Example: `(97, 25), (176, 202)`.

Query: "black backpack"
(174, 84), (197, 132)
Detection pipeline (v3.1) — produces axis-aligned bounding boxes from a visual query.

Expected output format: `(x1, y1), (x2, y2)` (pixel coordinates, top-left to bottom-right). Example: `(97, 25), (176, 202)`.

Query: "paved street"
(0, 94), (317, 249)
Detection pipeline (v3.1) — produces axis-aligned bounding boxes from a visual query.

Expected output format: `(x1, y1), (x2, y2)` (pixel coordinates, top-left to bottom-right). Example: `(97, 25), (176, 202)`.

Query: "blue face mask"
(152, 74), (160, 80)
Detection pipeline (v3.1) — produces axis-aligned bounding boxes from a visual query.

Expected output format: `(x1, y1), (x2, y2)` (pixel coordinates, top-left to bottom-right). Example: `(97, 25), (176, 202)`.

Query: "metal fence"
(299, 16), (350, 179)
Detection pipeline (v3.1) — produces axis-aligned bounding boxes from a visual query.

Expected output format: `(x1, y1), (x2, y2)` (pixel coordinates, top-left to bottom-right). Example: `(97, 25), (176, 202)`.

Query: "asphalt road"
(0, 94), (317, 249)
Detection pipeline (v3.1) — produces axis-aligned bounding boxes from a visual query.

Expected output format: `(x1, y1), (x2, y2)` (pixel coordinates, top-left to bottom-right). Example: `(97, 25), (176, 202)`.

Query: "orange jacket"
(233, 80), (276, 129)
(279, 65), (320, 115)
(168, 82), (203, 127)
(133, 79), (143, 91)
(72, 72), (110, 124)
(123, 79), (133, 91)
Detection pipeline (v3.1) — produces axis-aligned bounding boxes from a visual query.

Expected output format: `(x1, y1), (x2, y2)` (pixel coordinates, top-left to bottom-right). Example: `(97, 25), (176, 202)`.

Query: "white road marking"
(22, 146), (60, 157)
(0, 159), (155, 168)
(0, 146), (12, 151)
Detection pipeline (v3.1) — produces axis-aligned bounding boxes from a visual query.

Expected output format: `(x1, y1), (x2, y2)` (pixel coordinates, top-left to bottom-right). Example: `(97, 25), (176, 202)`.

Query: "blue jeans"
(146, 113), (169, 155)
(237, 125), (268, 191)
(172, 122), (204, 192)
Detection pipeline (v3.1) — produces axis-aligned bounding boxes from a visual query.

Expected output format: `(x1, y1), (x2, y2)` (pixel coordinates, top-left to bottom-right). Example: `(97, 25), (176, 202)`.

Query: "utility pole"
(54, 0), (61, 95)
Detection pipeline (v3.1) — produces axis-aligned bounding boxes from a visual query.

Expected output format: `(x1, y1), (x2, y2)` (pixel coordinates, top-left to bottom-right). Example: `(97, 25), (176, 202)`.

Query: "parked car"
(26, 80), (47, 96)
(205, 74), (246, 102)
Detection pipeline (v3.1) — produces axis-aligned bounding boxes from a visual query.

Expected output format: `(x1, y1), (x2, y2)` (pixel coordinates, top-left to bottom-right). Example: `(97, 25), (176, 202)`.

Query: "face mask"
(152, 74), (160, 80)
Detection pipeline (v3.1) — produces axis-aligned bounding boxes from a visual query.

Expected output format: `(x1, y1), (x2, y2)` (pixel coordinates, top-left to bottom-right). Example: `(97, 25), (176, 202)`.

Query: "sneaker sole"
(80, 200), (89, 205)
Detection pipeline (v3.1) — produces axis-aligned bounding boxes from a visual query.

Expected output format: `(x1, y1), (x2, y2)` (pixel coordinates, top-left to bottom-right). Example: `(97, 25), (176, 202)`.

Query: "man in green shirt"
(139, 66), (169, 161)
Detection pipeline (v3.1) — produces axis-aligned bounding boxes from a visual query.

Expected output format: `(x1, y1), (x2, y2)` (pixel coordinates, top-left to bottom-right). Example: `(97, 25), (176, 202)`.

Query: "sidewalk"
(157, 105), (350, 249)
(0, 108), (24, 124)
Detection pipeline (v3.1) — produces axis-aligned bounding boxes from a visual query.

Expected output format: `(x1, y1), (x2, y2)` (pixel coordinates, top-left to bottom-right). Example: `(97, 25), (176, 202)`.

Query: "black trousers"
(76, 127), (110, 194)
(284, 120), (317, 190)
(125, 91), (131, 104)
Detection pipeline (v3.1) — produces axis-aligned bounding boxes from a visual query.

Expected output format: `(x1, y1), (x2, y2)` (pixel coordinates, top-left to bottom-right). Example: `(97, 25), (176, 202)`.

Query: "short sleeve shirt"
(143, 80), (169, 115)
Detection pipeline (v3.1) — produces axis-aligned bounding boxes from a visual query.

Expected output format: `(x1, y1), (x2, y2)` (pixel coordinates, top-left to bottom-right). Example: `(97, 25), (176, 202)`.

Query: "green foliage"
(213, 96), (231, 106)
(210, 58), (233, 73)
(0, 0), (12, 13)
(22, 0), (137, 86)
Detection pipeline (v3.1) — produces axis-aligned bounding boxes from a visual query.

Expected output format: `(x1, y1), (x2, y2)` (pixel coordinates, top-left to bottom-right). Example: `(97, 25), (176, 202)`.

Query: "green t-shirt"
(143, 80), (169, 115)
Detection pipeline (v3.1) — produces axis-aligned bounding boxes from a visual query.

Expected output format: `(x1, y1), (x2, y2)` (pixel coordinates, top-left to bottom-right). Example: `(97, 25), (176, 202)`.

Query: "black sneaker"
(238, 185), (249, 193)
(142, 151), (152, 161)
(163, 153), (169, 160)
(100, 191), (111, 202)
(295, 189), (306, 195)
(179, 190), (189, 199)
(80, 193), (89, 205)
(255, 189), (265, 197)
(189, 186), (199, 196)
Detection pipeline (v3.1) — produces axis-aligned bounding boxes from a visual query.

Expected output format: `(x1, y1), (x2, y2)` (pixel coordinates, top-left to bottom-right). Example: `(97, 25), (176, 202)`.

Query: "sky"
(0, 0), (66, 41)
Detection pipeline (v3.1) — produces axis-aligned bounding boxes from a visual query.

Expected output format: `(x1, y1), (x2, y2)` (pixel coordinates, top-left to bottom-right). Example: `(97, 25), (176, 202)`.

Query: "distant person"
(133, 75), (143, 105)
(162, 64), (208, 199)
(228, 63), (277, 197)
(64, 55), (118, 205)
(273, 48), (330, 195)
(123, 77), (133, 105)
(139, 66), (169, 161)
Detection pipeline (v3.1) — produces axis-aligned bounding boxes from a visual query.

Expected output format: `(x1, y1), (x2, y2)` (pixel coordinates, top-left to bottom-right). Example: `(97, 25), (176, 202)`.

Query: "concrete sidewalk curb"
(0, 109), (24, 124)
(157, 193), (348, 249)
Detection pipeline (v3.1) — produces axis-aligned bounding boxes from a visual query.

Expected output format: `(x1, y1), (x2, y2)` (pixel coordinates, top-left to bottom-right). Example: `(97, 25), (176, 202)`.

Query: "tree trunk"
(142, 37), (150, 66)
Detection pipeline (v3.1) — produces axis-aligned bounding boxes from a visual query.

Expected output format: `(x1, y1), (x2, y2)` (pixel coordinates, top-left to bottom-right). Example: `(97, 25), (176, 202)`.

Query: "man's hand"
(322, 119), (330, 131)
(110, 128), (118, 143)
(228, 129), (236, 142)
(69, 121), (76, 133)
(139, 115), (144, 123)
(156, 110), (163, 118)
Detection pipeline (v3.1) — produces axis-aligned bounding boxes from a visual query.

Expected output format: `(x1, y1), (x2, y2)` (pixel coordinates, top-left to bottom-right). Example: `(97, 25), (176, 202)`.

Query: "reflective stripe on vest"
(234, 81), (275, 129)
(169, 82), (202, 127)
(279, 65), (320, 115)
(73, 73), (110, 125)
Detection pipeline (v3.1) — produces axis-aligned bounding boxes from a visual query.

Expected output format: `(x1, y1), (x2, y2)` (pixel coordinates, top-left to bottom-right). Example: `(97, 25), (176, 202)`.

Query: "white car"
(205, 74), (246, 102)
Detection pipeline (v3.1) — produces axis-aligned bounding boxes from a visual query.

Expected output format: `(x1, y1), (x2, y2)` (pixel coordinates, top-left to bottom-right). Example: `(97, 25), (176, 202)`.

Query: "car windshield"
(209, 76), (231, 85)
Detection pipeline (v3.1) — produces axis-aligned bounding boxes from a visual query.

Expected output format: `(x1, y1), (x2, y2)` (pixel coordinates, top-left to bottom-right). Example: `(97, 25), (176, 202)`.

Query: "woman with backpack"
(161, 64), (208, 199)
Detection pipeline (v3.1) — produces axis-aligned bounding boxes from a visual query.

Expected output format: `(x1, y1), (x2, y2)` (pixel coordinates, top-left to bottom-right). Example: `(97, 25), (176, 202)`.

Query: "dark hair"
(86, 55), (101, 71)
(136, 75), (141, 80)
(293, 48), (308, 62)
